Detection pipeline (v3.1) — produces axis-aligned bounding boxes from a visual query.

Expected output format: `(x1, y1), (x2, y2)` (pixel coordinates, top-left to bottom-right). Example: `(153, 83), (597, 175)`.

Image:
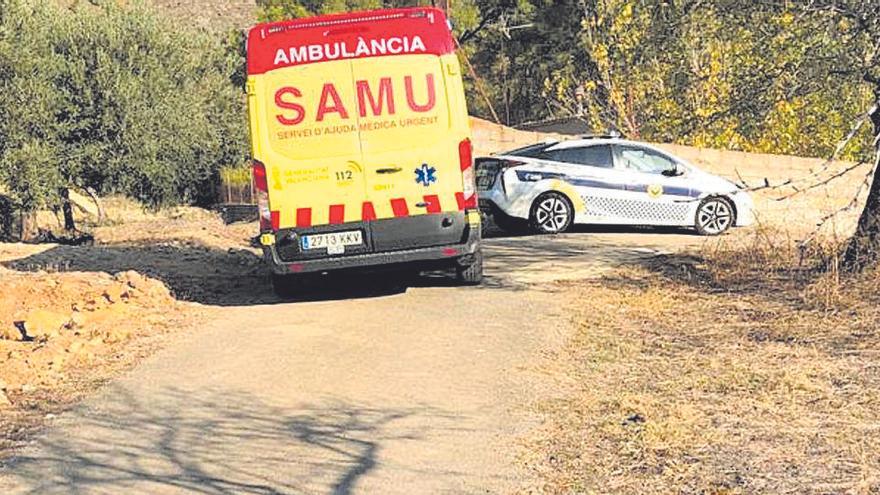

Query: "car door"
(539, 144), (627, 224)
(609, 144), (695, 226)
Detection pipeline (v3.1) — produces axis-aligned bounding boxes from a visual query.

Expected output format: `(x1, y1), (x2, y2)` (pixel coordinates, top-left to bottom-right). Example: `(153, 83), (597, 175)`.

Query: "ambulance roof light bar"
(264, 9), (435, 37)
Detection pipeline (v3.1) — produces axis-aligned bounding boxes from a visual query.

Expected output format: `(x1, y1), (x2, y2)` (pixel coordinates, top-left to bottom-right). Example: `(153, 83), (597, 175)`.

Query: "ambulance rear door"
(354, 53), (470, 252)
(254, 58), (374, 259)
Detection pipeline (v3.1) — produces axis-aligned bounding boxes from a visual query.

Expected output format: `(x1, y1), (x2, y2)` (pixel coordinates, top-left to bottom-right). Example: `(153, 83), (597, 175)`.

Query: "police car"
(476, 136), (754, 235)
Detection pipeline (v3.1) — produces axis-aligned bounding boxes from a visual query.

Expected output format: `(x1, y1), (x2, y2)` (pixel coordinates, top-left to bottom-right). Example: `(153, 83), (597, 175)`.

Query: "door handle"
(376, 167), (402, 174)
(415, 202), (429, 207)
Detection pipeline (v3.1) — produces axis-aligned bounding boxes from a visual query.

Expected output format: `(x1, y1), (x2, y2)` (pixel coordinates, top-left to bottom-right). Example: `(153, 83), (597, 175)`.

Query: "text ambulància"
(273, 36), (427, 66)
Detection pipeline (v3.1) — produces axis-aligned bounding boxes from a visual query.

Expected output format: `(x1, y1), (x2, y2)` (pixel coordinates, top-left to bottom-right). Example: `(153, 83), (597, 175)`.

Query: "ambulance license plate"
(301, 230), (363, 254)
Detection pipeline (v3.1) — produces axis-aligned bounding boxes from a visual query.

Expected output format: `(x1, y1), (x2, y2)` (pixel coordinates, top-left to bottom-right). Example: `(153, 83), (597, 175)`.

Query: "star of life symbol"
(415, 163), (437, 187)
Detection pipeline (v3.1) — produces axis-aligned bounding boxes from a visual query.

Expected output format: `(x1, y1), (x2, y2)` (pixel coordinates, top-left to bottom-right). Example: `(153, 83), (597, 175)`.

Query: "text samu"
(274, 74), (437, 125)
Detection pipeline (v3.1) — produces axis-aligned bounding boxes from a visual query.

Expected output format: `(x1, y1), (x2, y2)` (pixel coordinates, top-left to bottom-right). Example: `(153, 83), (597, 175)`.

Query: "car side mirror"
(662, 164), (684, 177)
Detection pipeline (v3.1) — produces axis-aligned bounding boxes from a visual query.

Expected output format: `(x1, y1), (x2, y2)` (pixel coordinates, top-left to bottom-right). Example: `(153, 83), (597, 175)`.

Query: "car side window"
(543, 145), (613, 169)
(616, 145), (677, 174)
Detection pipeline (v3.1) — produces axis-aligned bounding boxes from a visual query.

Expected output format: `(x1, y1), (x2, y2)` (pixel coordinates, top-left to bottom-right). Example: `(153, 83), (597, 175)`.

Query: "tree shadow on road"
(1, 387), (471, 495)
(0, 239), (585, 305)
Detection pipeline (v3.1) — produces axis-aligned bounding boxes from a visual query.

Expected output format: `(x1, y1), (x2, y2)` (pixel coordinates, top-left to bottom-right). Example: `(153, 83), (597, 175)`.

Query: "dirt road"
(0, 228), (702, 494)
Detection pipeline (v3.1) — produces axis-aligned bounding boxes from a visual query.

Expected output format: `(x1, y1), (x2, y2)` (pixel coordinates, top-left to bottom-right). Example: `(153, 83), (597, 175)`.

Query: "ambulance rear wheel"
(455, 250), (483, 285)
(271, 273), (304, 299)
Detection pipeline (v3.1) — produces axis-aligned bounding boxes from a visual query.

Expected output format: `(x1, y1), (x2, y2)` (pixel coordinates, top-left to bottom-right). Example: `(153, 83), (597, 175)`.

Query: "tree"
(791, 1), (880, 270)
(0, 0), (248, 238)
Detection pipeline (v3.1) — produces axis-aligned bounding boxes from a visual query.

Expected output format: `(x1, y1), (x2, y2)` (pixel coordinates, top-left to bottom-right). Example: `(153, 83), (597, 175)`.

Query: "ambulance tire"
(455, 250), (484, 285)
(271, 273), (304, 299)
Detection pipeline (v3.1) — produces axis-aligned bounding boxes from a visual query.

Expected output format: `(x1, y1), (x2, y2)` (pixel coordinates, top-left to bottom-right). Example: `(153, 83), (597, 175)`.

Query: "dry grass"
(526, 228), (880, 494)
(75, 196), (257, 250)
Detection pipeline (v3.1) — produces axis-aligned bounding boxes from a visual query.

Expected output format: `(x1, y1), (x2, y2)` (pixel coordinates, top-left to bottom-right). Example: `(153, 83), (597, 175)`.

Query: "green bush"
(0, 0), (248, 213)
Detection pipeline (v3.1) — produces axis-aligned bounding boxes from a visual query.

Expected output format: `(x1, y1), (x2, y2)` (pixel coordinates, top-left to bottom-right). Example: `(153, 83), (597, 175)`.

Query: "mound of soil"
(0, 269), (177, 407)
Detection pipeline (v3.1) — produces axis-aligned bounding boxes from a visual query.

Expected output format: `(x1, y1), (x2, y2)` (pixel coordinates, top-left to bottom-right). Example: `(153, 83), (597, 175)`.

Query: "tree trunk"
(60, 188), (76, 232)
(842, 105), (880, 271)
(19, 210), (38, 242)
(87, 187), (104, 224)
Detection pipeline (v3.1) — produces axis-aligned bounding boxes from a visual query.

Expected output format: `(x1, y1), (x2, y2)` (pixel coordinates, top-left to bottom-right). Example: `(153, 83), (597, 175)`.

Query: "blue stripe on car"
(517, 171), (703, 198)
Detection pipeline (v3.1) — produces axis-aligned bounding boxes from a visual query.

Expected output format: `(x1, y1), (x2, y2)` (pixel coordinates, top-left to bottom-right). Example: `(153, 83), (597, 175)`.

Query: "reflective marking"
(296, 208), (312, 227)
(270, 210), (280, 230)
(329, 204), (345, 224)
(361, 201), (377, 221)
(390, 198), (409, 217)
(455, 192), (476, 210)
(517, 170), (700, 199)
(423, 194), (441, 213)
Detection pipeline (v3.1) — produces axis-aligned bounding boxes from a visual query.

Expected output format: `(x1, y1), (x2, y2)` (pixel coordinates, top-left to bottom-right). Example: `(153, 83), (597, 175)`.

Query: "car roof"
(495, 137), (683, 161)
(547, 137), (636, 149)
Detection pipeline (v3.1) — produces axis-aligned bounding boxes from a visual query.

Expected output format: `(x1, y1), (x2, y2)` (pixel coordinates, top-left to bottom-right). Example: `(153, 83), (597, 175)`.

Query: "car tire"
(529, 192), (573, 234)
(455, 250), (483, 285)
(271, 273), (305, 299)
(695, 196), (735, 236)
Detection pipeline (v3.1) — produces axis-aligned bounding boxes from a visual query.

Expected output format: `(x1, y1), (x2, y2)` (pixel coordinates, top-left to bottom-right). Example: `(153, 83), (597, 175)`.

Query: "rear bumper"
(263, 232), (481, 274)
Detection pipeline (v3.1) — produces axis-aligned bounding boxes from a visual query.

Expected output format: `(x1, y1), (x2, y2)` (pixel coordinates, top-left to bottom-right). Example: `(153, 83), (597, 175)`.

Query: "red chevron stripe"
(329, 204), (345, 224)
(422, 194), (441, 213)
(296, 208), (312, 227)
(455, 192), (477, 210)
(361, 201), (376, 221)
(390, 198), (409, 217)
(270, 210), (280, 230)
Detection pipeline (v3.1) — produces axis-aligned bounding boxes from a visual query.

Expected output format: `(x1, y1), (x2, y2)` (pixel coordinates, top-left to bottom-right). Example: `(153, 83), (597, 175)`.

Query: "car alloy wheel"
(696, 197), (734, 235)
(530, 192), (572, 234)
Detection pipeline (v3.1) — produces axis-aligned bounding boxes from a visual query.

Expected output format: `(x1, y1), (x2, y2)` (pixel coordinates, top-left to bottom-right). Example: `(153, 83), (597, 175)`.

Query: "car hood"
(690, 170), (742, 194)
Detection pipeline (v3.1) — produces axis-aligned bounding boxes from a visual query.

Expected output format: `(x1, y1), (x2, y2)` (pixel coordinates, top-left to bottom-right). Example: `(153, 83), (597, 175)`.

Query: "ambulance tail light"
(459, 138), (477, 209)
(252, 160), (273, 232)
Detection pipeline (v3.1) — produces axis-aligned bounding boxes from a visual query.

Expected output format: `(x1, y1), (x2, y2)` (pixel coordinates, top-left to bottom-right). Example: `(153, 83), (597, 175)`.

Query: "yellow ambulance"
(246, 7), (481, 295)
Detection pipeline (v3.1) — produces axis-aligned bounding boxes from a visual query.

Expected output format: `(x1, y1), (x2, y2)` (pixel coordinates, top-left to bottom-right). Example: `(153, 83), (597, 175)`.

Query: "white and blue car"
(476, 136), (754, 236)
